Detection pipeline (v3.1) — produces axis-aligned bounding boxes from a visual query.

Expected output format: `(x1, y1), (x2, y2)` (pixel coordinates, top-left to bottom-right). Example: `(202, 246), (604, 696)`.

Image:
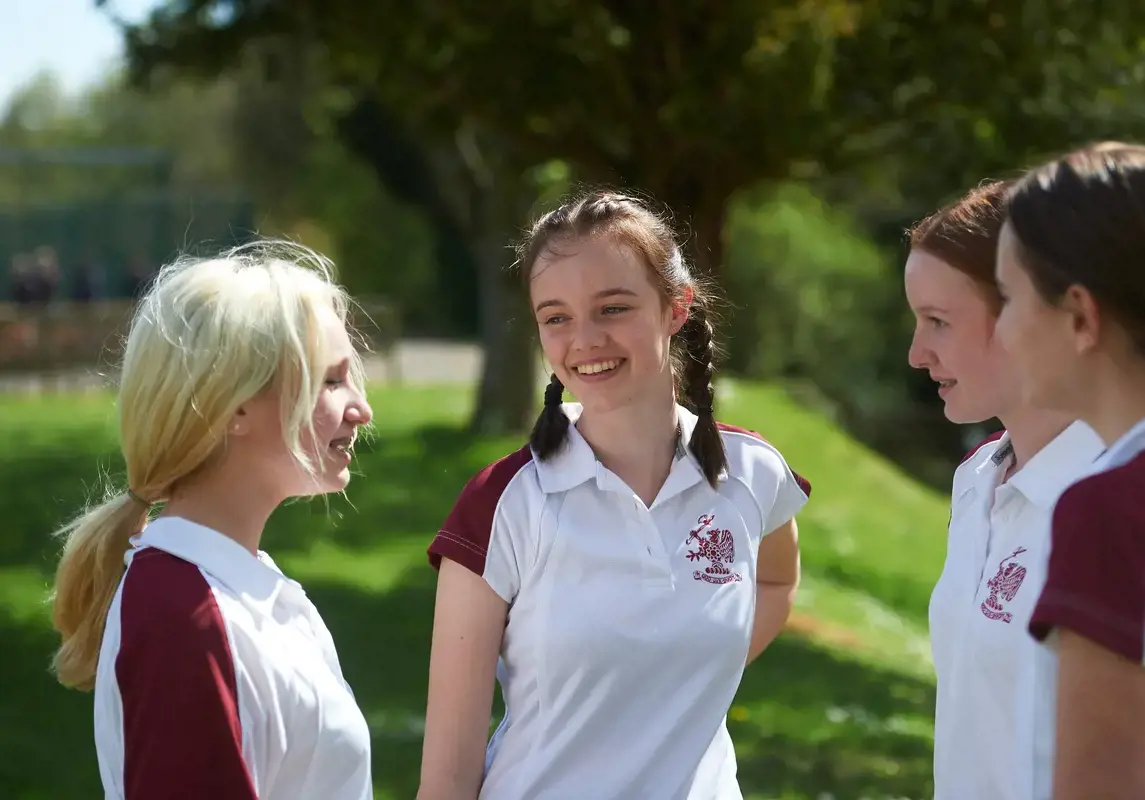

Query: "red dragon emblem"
(980, 546), (1028, 623)
(685, 513), (742, 585)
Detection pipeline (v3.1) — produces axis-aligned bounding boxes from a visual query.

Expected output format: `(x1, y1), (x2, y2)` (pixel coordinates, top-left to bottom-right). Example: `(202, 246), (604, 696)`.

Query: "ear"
(228, 406), (250, 437)
(1060, 284), (1102, 355)
(669, 287), (693, 335)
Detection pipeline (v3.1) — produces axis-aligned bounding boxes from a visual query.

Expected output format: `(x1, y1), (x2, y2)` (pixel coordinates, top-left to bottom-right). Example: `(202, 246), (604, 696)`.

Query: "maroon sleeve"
(428, 445), (534, 576)
(1029, 471), (1145, 664)
(116, 549), (258, 800)
(716, 421), (811, 497)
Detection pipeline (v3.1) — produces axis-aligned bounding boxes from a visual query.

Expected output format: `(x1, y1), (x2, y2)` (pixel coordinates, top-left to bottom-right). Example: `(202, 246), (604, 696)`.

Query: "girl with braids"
(50, 240), (374, 799)
(418, 190), (809, 799)
(992, 142), (1145, 799)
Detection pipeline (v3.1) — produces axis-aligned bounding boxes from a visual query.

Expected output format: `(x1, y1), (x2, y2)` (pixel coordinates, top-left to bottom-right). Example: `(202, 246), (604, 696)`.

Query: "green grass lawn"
(0, 380), (947, 799)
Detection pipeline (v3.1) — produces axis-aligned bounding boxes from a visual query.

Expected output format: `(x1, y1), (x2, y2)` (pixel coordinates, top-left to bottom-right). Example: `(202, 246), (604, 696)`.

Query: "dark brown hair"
(516, 189), (728, 487)
(908, 180), (1013, 314)
(1006, 142), (1145, 356)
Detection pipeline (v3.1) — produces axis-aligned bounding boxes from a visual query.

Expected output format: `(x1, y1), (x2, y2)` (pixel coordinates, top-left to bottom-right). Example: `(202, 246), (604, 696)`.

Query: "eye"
(602, 305), (630, 315)
(325, 360), (350, 386)
(927, 316), (948, 330)
(543, 314), (568, 326)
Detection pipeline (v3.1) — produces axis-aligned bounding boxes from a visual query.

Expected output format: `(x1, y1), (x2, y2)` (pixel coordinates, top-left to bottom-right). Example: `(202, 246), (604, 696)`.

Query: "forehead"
(316, 304), (351, 354)
(529, 236), (657, 298)
(995, 222), (1023, 279)
(904, 248), (985, 305)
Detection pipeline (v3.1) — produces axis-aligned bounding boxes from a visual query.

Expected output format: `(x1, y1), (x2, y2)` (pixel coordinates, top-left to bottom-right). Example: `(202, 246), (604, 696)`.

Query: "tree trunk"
(648, 170), (729, 281)
(334, 95), (481, 337)
(337, 97), (539, 435)
(469, 234), (539, 435)
(453, 125), (541, 436)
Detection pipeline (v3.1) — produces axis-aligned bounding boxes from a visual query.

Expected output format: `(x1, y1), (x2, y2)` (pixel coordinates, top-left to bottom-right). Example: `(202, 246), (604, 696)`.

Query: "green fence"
(0, 192), (257, 301)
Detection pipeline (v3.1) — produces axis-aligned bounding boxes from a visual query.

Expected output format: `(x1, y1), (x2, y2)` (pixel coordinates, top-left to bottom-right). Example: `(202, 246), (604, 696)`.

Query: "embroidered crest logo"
(685, 513), (742, 585)
(980, 546), (1029, 623)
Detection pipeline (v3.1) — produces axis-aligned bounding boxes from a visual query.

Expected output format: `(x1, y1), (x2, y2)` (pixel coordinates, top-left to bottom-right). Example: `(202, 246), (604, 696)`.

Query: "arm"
(1051, 629), (1145, 799)
(747, 517), (800, 663)
(116, 551), (258, 800)
(417, 557), (509, 800)
(1027, 474), (1145, 799)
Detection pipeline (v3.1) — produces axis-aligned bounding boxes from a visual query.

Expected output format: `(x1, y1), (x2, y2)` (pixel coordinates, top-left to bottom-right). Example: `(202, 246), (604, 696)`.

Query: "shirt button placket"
(634, 498), (671, 581)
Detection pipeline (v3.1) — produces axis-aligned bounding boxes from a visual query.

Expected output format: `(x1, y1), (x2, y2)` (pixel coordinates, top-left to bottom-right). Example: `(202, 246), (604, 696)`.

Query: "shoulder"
(1029, 452), (1145, 662)
(115, 548), (240, 676)
(121, 548), (225, 631)
(429, 444), (537, 572)
(951, 429), (1006, 491)
(959, 429), (1006, 466)
(1056, 452), (1145, 522)
(1054, 453), (1145, 547)
(446, 444), (536, 521)
(716, 421), (812, 498)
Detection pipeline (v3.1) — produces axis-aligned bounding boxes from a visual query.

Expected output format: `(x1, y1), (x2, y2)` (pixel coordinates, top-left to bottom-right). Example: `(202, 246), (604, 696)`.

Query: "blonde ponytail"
(51, 493), (150, 690)
(48, 238), (360, 693)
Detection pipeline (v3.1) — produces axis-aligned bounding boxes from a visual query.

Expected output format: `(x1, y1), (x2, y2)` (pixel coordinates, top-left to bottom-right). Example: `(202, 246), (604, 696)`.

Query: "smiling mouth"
(329, 436), (354, 454)
(574, 359), (622, 375)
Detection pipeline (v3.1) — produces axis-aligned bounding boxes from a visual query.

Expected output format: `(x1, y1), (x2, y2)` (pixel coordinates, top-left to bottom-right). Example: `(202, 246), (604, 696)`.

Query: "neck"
(576, 387), (679, 502)
(1079, 361), (1145, 447)
(997, 405), (1073, 474)
(159, 465), (278, 555)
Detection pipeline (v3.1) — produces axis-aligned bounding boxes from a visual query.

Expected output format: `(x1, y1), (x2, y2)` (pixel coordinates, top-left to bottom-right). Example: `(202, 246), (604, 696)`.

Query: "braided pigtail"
(529, 373), (571, 458)
(679, 304), (727, 486)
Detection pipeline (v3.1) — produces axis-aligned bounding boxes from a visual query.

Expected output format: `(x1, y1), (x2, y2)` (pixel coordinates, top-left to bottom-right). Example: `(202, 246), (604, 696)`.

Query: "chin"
(293, 471), (351, 498)
(941, 397), (992, 426)
(943, 406), (985, 425)
(575, 388), (639, 416)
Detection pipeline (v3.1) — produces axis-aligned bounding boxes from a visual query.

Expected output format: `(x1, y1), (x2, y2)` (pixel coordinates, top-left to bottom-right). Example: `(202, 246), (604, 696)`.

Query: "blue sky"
(1, 0), (160, 110)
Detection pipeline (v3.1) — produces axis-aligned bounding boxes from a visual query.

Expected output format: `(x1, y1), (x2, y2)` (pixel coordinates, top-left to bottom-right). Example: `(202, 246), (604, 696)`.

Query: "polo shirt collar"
(126, 516), (288, 615)
(991, 421), (1105, 509)
(534, 402), (704, 495)
(1096, 416), (1145, 471)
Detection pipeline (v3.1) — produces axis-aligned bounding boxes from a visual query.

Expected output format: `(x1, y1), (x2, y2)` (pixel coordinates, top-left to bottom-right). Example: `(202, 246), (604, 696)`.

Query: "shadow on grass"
(814, 561), (935, 627)
(0, 422), (502, 574)
(0, 567), (934, 800)
(734, 635), (935, 799)
(0, 419), (935, 800)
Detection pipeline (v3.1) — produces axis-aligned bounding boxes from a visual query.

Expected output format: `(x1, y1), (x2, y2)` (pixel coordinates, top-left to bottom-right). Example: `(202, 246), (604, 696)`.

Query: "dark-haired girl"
(995, 141), (1145, 799)
(417, 191), (810, 799)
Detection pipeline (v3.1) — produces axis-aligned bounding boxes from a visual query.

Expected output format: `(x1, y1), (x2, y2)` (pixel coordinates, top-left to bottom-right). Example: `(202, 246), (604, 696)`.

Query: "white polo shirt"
(427, 404), (810, 800)
(94, 516), (372, 800)
(928, 420), (1105, 800)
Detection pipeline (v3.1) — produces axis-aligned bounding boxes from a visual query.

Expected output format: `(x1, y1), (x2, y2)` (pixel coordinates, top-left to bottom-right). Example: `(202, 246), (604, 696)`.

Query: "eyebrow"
(533, 287), (639, 313)
(913, 304), (948, 315)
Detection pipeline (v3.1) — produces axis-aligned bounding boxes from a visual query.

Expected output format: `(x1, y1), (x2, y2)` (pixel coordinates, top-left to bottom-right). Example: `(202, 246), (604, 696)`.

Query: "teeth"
(576, 360), (620, 375)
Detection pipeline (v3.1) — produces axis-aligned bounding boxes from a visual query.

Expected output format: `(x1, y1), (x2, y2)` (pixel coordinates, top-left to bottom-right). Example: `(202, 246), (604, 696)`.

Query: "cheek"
(1001, 302), (1045, 352)
(309, 394), (343, 438)
(536, 325), (567, 359)
(938, 326), (984, 369)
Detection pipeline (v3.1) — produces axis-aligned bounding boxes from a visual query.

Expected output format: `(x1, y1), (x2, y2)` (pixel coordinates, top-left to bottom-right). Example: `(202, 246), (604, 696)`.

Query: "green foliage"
(115, 0), (1145, 276)
(0, 66), (455, 331)
(0, 380), (945, 799)
(723, 183), (908, 414)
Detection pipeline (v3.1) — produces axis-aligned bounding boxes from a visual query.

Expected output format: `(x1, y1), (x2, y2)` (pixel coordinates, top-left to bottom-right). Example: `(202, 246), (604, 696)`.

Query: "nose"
(571, 317), (608, 350)
(907, 326), (934, 370)
(347, 387), (373, 427)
